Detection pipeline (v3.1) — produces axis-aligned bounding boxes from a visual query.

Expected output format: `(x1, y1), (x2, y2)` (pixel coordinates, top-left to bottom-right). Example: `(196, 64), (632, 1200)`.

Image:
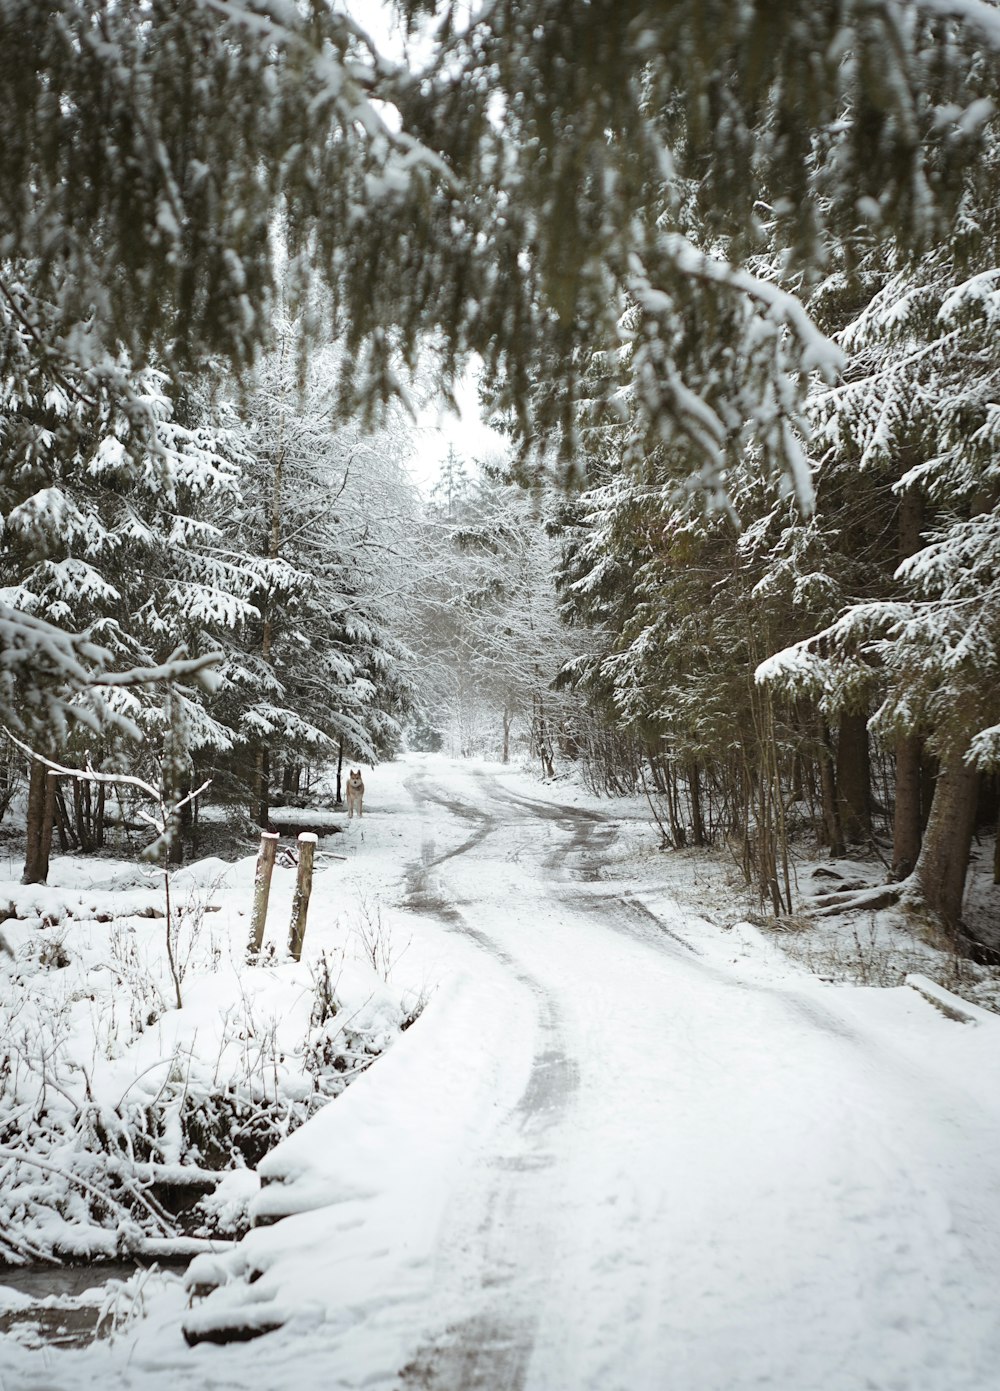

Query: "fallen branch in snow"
(804, 880), (1000, 967)
(3, 727), (210, 827)
(1, 903), (167, 925)
(807, 882), (906, 917)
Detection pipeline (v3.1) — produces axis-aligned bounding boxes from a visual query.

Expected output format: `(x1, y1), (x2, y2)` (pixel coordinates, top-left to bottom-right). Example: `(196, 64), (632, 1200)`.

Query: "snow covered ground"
(2, 753), (999, 1390)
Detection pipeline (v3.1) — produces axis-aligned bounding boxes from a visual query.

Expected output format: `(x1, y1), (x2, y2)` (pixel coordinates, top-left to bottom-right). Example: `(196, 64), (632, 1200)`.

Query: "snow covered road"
(4, 755), (1000, 1391)
(390, 764), (1000, 1391)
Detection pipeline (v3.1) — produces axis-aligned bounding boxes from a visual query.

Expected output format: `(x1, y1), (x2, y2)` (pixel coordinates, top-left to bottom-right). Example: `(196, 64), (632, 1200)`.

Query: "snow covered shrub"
(309, 949), (342, 1029)
(0, 861), (416, 1264)
(304, 947), (394, 1098)
(352, 895), (409, 983)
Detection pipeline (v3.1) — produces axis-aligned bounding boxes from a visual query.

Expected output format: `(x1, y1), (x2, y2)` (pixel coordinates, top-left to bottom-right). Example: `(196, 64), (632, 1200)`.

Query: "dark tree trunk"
(502, 707), (511, 765)
(534, 696), (555, 779)
(664, 764), (687, 847)
(170, 783), (192, 865)
(253, 747), (270, 828)
(836, 711), (871, 844)
(335, 738), (344, 806)
(892, 734), (923, 879)
(23, 766), (58, 884)
(817, 721), (845, 856)
(790, 753), (804, 804)
(54, 786), (75, 852)
(889, 484), (925, 875)
(919, 752), (938, 830)
(910, 754), (979, 933)
(689, 764), (706, 848)
(73, 779), (95, 853)
(22, 760), (50, 884)
(38, 773), (56, 878)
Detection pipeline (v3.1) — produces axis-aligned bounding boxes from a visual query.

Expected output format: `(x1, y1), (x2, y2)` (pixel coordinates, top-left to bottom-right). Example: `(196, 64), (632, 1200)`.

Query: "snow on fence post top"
(288, 832), (318, 964)
(248, 831), (280, 961)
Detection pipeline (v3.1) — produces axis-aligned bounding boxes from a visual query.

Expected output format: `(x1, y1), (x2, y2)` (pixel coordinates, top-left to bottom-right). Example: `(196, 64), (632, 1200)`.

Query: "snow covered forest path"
(6, 756), (999, 1391)
(386, 763), (1000, 1391)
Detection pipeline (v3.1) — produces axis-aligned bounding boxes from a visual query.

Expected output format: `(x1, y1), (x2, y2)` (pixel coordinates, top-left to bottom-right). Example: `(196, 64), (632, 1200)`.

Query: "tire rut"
(396, 768), (586, 1389)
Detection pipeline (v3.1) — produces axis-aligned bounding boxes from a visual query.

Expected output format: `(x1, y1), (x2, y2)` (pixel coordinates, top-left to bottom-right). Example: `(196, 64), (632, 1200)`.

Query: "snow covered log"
(266, 807), (345, 838)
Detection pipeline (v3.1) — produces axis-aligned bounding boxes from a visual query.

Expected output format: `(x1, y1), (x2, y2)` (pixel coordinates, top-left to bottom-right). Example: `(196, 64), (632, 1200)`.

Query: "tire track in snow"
(398, 768), (582, 1390)
(394, 767), (1000, 1391)
(401, 772), (580, 1139)
(398, 769), (945, 1391)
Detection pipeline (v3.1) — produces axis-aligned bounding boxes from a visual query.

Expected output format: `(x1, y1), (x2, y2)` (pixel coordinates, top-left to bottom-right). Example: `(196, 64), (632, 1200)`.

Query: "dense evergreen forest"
(1, 1), (998, 950)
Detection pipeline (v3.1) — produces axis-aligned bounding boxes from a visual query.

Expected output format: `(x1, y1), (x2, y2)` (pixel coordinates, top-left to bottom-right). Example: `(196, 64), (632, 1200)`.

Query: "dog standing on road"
(345, 769), (365, 819)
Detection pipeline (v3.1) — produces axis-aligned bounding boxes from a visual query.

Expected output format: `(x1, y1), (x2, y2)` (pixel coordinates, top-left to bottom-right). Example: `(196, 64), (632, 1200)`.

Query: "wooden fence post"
(288, 832), (317, 963)
(248, 831), (279, 959)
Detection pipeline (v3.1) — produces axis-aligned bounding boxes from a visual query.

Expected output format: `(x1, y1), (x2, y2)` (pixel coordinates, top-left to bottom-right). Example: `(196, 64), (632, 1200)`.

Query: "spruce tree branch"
(0, 277), (99, 410)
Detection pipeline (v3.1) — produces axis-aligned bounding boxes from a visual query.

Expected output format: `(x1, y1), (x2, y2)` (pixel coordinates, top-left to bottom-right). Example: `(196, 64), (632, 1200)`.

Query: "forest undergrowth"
(742, 835), (1000, 1015)
(0, 851), (415, 1267)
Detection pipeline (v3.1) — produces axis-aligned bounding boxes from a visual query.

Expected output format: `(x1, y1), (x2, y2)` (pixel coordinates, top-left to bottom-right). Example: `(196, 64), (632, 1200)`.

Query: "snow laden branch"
(0, 603), (223, 742)
(625, 238), (844, 511)
(650, 237), (844, 378)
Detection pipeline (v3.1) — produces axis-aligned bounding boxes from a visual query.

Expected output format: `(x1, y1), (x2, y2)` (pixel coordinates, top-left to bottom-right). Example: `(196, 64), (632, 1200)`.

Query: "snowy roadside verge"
(0, 797), (421, 1267)
(182, 951), (535, 1358)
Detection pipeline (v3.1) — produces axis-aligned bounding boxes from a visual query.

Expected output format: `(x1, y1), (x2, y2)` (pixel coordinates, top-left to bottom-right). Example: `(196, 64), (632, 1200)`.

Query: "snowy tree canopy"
(3, 2), (998, 471)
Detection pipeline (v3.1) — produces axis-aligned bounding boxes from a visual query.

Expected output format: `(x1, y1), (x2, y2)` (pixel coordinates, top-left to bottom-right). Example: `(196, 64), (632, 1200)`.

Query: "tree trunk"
(836, 710), (871, 844)
(910, 754), (979, 933)
(890, 484), (924, 875)
(664, 764), (687, 847)
(37, 772), (56, 881)
(689, 763), (705, 848)
(171, 783), (192, 864)
(817, 721), (845, 856)
(919, 753), (938, 830)
(534, 695), (555, 779)
(335, 738), (344, 806)
(54, 786), (74, 852)
(253, 746), (270, 829)
(23, 767), (57, 884)
(22, 762), (46, 879)
(502, 707), (512, 765)
(73, 779), (94, 852)
(892, 734), (923, 879)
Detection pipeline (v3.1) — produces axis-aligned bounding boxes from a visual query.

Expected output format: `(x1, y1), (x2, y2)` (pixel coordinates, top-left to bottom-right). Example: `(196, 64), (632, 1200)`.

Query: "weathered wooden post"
(287, 832), (317, 963)
(248, 830), (279, 959)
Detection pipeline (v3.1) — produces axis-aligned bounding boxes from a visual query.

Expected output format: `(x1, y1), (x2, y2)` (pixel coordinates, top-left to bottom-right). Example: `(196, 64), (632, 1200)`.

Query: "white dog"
(345, 769), (365, 819)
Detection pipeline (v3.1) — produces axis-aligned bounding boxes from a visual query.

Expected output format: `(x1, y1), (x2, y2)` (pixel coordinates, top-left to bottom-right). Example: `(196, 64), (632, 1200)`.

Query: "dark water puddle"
(0, 1261), (177, 1349)
(0, 1300), (108, 1349)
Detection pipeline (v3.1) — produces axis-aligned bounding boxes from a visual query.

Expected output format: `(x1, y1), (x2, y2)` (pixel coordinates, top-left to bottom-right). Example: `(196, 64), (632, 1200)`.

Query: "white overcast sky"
(407, 371), (510, 492)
